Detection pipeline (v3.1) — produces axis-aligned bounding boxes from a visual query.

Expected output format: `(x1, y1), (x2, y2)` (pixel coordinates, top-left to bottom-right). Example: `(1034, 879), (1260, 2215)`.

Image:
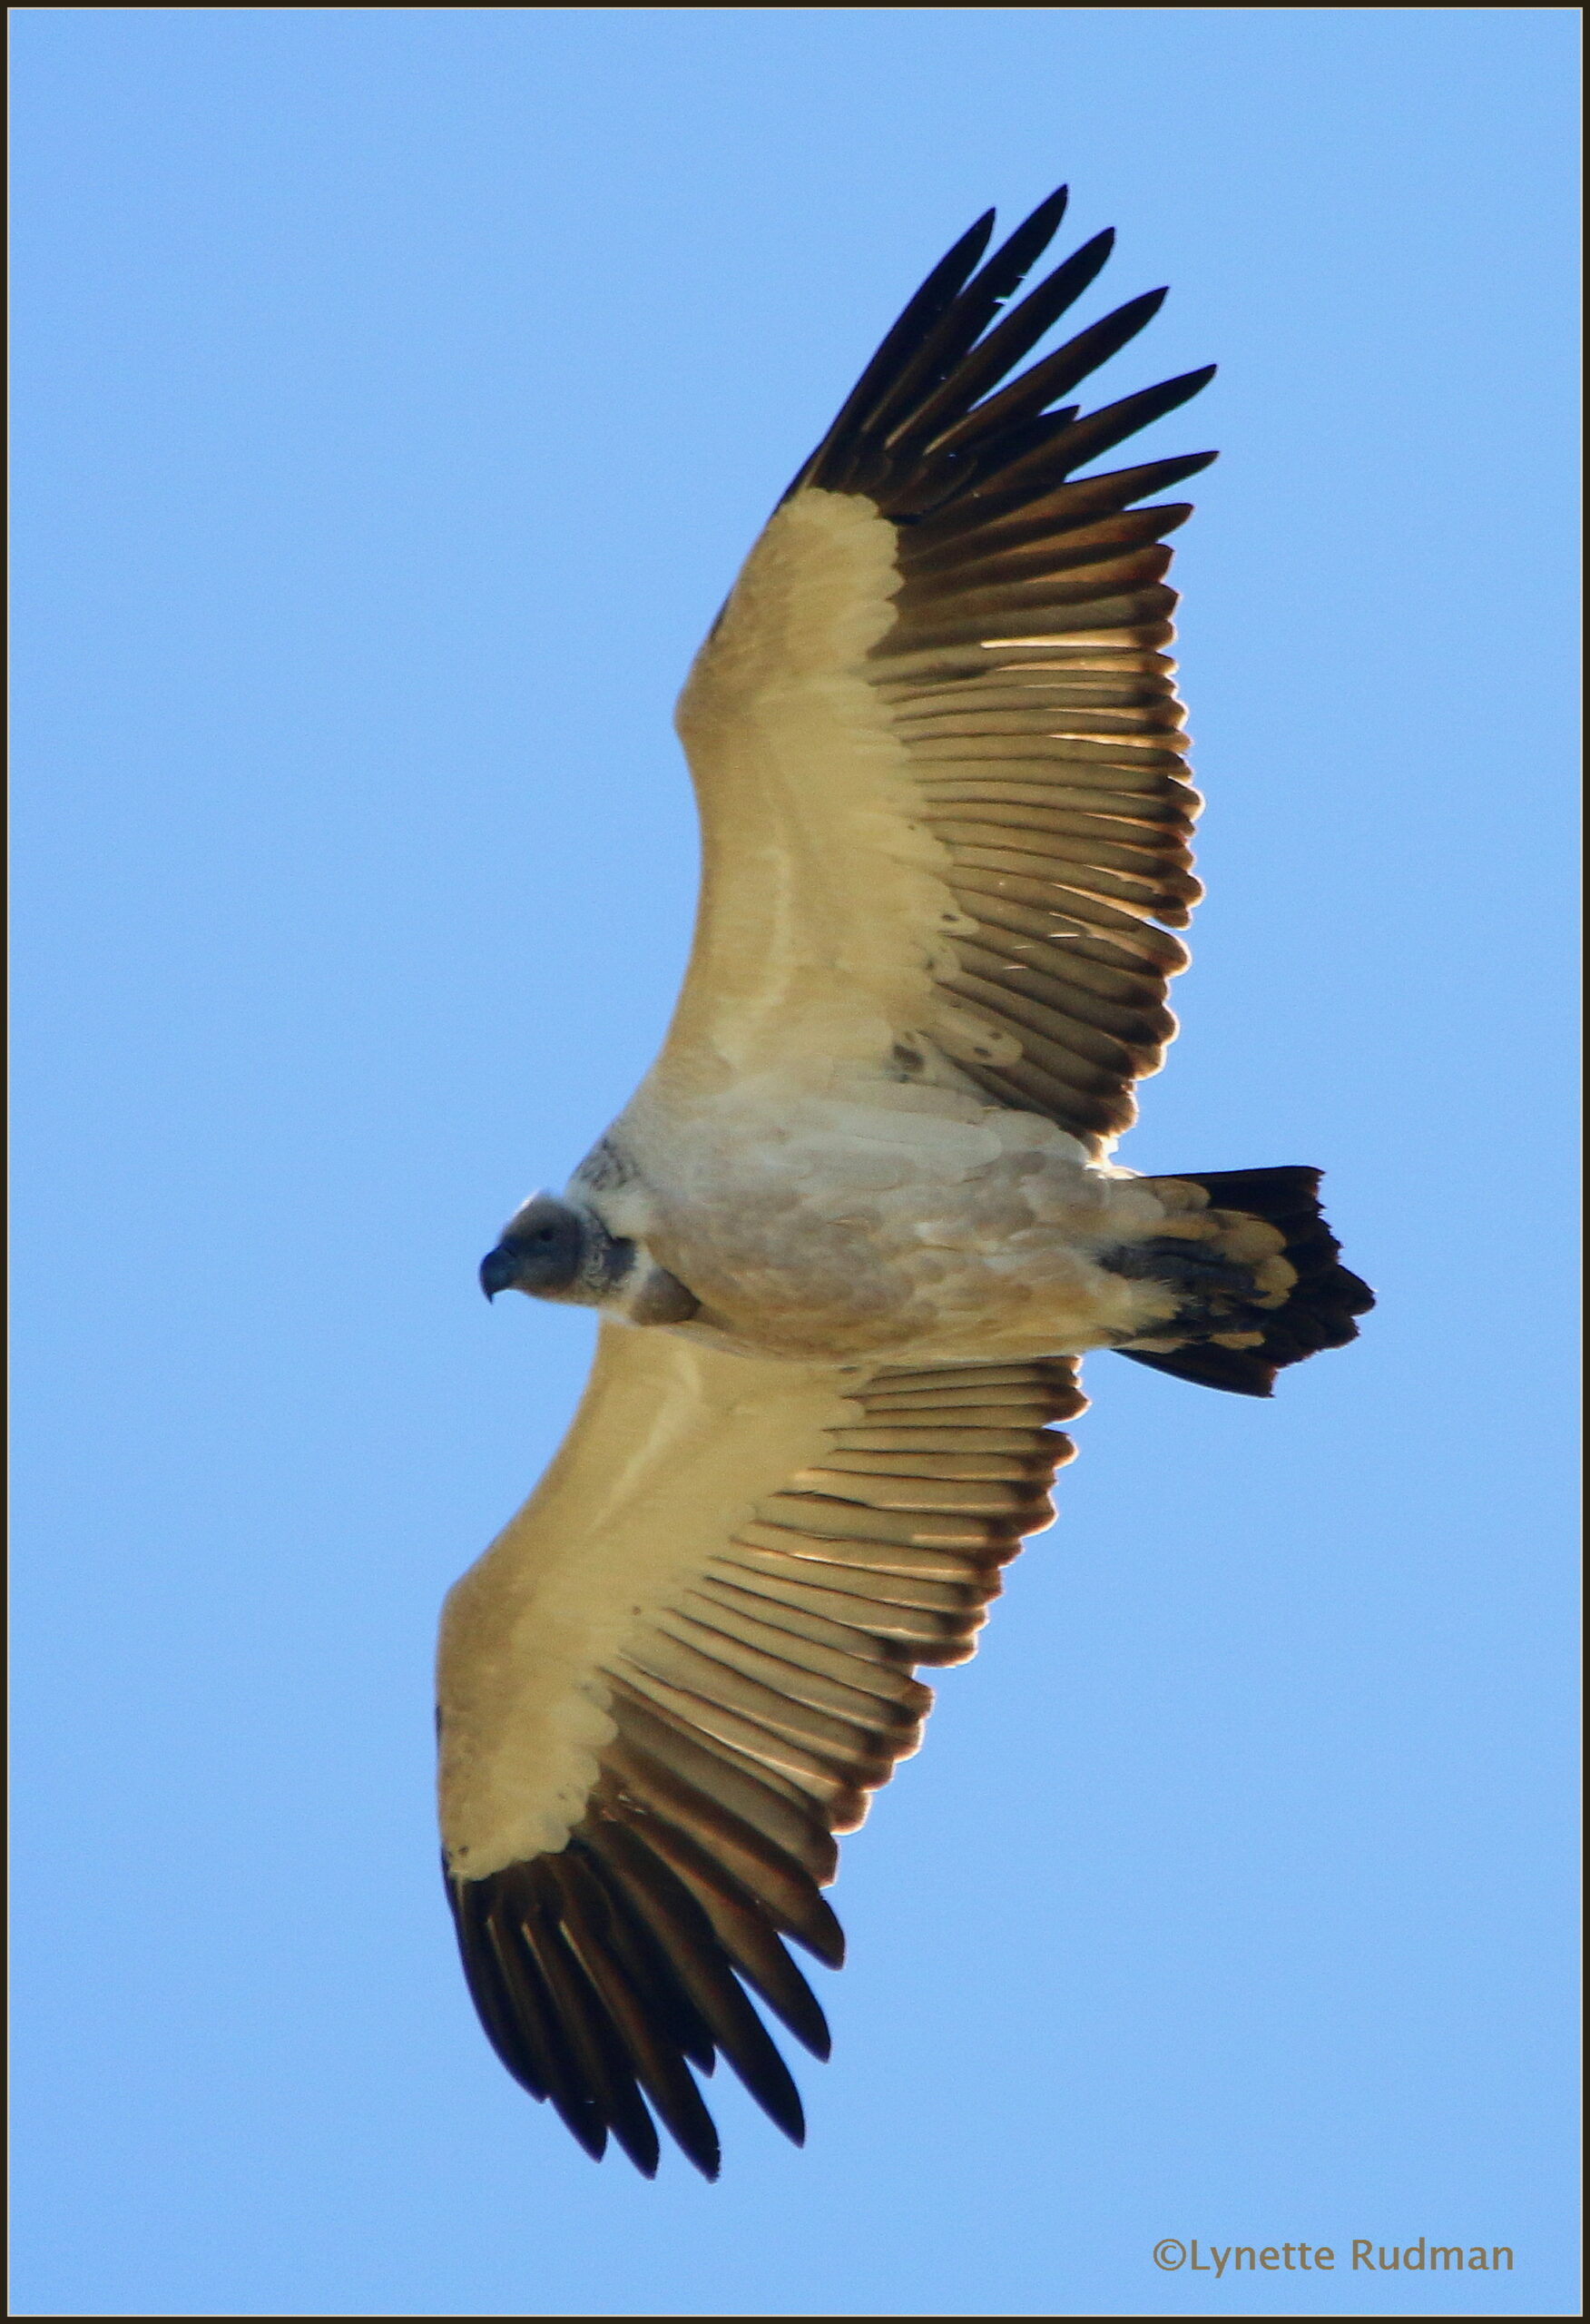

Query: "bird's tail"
(1114, 1166), (1374, 1398)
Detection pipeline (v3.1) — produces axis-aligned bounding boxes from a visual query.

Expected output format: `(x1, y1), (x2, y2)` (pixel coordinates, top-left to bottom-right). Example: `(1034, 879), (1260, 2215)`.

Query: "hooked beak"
(478, 1245), (521, 1302)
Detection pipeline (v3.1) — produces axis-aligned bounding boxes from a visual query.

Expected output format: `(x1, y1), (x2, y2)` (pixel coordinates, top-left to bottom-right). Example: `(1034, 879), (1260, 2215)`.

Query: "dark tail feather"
(1117, 1167), (1374, 1398)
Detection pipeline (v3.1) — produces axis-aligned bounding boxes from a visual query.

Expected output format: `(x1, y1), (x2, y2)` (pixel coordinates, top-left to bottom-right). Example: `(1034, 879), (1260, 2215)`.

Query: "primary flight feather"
(442, 185), (1373, 2177)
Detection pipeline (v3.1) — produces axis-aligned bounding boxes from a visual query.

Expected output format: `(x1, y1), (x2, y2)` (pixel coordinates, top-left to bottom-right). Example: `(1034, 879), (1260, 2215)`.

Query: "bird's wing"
(438, 1320), (1084, 2176)
(661, 189), (1214, 1152)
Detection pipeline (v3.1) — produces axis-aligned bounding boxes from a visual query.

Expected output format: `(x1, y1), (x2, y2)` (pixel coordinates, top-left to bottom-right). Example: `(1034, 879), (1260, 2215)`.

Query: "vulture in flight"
(442, 185), (1372, 2177)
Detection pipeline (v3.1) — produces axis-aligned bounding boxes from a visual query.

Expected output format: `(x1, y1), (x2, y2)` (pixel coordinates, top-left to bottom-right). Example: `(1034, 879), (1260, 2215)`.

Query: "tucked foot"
(1101, 1238), (1264, 1297)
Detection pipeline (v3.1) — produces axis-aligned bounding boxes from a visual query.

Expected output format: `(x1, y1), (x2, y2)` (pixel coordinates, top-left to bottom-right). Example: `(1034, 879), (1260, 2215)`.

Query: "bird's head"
(479, 1194), (597, 1303)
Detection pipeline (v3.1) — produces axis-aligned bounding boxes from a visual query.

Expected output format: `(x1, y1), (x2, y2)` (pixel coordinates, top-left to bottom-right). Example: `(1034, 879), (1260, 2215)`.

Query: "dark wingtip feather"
(974, 184), (1069, 300)
(936, 363), (1217, 517)
(790, 1896), (845, 1971)
(917, 285), (1173, 467)
(791, 206), (999, 494)
(967, 225), (1119, 383)
(882, 226), (1120, 466)
(789, 1984), (832, 2063)
(590, 1814), (813, 2151)
(790, 201), (1213, 534)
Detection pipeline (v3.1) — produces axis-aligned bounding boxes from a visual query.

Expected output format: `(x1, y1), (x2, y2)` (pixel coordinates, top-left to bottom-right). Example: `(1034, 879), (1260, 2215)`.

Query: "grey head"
(478, 1193), (631, 1305)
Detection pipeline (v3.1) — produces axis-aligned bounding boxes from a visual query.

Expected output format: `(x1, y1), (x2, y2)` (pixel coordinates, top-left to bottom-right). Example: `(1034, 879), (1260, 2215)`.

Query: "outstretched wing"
(438, 1324), (1084, 2175)
(662, 188), (1213, 1151)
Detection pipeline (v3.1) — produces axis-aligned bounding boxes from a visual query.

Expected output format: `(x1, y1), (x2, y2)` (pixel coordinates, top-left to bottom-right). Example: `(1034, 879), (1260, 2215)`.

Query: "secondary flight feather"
(443, 184), (1373, 2176)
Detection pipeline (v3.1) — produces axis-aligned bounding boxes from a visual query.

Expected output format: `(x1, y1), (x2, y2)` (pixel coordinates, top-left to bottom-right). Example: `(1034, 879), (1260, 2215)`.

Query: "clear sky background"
(11, 9), (1580, 2317)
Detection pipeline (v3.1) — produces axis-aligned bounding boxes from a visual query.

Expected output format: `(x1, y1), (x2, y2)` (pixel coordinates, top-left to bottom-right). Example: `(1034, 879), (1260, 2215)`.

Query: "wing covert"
(438, 1324), (1085, 2175)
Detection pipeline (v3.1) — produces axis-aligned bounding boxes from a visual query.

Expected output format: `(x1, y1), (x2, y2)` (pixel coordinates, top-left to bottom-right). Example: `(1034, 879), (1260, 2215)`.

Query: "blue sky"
(11, 9), (1579, 2316)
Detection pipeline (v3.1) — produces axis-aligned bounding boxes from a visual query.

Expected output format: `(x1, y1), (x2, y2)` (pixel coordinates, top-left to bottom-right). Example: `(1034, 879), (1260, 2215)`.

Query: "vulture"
(442, 185), (1373, 2177)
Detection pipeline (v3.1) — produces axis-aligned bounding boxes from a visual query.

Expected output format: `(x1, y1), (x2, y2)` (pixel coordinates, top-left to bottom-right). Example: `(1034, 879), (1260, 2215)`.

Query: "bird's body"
(441, 189), (1373, 2177)
(568, 1091), (1171, 1366)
